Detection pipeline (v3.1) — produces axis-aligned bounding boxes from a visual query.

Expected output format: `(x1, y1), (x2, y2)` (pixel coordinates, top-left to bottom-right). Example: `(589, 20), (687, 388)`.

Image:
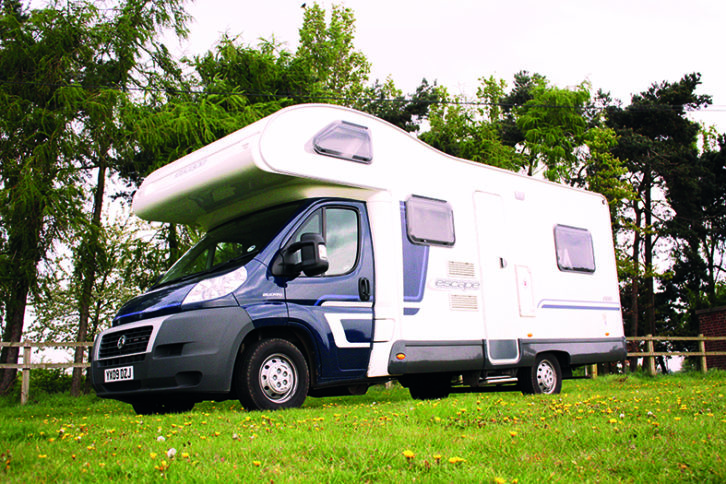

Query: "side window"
(291, 207), (359, 276)
(405, 196), (455, 246)
(554, 225), (595, 273)
(325, 208), (359, 275)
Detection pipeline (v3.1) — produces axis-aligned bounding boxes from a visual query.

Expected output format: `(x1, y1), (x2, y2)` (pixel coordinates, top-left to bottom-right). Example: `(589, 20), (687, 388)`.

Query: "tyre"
(236, 338), (309, 411)
(406, 374), (451, 400)
(132, 399), (195, 415)
(518, 354), (562, 395)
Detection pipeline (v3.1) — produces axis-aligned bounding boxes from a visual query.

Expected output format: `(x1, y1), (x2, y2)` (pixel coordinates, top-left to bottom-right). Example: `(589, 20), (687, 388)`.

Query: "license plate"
(104, 366), (134, 383)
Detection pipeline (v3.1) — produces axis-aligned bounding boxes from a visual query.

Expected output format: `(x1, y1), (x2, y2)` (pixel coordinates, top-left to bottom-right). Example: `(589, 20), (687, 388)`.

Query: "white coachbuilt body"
(93, 104), (625, 413)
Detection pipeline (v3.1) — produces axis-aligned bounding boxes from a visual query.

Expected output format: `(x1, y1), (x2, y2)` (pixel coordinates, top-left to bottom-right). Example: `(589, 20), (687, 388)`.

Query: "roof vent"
(313, 120), (372, 163)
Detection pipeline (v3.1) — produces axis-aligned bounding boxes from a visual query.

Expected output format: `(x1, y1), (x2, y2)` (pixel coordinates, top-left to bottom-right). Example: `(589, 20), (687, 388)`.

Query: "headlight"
(183, 266), (247, 305)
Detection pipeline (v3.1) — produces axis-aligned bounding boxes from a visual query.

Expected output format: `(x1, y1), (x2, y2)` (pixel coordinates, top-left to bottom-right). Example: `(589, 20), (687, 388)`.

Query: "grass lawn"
(0, 372), (724, 483)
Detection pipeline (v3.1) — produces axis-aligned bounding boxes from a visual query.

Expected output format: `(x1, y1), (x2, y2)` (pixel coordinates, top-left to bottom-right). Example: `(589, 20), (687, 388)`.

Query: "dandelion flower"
(403, 450), (415, 459)
(253, 460), (262, 467)
(449, 456), (466, 464)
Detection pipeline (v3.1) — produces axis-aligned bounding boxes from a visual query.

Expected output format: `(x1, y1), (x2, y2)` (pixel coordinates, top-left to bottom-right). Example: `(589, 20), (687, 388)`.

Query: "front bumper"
(91, 306), (253, 402)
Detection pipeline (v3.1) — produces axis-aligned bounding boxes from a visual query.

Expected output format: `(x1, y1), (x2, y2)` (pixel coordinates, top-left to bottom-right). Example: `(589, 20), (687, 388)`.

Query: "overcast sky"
(174, 0), (725, 129)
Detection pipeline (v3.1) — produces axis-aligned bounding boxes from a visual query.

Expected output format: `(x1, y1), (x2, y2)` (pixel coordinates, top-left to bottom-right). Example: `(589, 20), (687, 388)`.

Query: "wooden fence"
(0, 341), (93, 405)
(2, 335), (726, 404)
(623, 334), (726, 376)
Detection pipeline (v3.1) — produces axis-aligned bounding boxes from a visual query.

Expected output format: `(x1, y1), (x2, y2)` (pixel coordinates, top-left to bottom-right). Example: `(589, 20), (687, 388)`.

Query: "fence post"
(646, 335), (656, 376)
(698, 334), (708, 374)
(588, 364), (598, 378)
(21, 344), (31, 405)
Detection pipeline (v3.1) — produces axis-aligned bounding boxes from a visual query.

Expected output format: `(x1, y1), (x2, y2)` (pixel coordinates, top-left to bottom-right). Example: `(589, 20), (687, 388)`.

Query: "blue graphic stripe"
(540, 302), (621, 312)
(401, 202), (429, 303)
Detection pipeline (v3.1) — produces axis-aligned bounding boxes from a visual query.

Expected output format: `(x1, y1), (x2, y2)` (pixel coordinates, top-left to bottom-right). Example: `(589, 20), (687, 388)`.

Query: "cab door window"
(292, 207), (359, 276)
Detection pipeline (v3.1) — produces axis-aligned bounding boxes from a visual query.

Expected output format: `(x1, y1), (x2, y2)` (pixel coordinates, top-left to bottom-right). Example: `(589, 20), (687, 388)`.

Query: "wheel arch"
(233, 324), (320, 392)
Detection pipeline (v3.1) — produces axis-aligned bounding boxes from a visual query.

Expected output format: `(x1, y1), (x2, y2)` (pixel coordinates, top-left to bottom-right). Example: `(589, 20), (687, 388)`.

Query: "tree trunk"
(629, 203), (641, 372)
(168, 223), (180, 267)
(643, 169), (656, 336)
(0, 283), (30, 394)
(0, 196), (44, 395)
(70, 163), (107, 396)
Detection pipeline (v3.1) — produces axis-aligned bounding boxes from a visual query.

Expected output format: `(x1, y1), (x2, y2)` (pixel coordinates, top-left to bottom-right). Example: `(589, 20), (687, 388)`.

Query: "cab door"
(283, 201), (375, 383)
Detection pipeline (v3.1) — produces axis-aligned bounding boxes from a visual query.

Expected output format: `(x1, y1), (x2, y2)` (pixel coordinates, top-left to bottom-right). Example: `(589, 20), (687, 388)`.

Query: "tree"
(296, 2), (370, 104)
(660, 132), (726, 333)
(70, 0), (188, 396)
(0, 0), (89, 394)
(0, 0), (190, 395)
(514, 81), (591, 182)
(607, 73), (712, 341)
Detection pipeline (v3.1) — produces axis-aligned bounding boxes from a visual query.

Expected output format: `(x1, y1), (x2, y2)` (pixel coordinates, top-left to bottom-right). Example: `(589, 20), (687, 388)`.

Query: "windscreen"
(157, 202), (303, 286)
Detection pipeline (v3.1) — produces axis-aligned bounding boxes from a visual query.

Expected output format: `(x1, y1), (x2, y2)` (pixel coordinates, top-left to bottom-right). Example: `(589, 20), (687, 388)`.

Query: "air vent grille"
(448, 261), (476, 278)
(450, 294), (479, 311)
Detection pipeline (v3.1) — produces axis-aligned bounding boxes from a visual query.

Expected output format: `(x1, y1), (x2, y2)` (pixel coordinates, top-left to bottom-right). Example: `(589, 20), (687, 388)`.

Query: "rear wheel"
(236, 338), (309, 411)
(518, 354), (562, 395)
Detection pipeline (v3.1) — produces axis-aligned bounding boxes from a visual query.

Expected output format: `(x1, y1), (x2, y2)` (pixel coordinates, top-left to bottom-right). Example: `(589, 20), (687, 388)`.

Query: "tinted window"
(406, 196), (455, 246)
(554, 225), (595, 273)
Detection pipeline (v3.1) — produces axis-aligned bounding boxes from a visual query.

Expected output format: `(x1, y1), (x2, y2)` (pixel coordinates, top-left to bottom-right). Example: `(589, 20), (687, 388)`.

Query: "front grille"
(99, 326), (153, 359)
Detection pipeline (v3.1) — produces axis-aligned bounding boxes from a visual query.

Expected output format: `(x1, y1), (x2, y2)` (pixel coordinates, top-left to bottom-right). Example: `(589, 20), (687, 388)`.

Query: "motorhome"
(91, 104), (626, 414)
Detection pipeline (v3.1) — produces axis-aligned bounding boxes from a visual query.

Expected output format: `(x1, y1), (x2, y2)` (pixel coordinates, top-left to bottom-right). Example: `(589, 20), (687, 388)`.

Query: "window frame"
(405, 195), (456, 247)
(553, 224), (596, 274)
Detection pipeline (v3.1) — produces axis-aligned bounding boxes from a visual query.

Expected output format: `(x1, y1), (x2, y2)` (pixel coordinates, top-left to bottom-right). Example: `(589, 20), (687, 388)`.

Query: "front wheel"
(236, 338), (309, 411)
(518, 354), (562, 395)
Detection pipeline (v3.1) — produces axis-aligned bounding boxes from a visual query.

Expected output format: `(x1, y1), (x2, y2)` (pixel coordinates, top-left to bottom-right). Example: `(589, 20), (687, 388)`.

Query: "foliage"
(355, 77), (439, 133)
(419, 84), (524, 171)
(515, 81), (591, 181)
(4, 369), (73, 400)
(296, 2), (370, 103)
(0, 375), (724, 482)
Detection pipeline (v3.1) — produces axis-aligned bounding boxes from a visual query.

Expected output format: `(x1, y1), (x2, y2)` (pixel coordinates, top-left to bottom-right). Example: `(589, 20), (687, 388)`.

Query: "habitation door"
(473, 191), (520, 364)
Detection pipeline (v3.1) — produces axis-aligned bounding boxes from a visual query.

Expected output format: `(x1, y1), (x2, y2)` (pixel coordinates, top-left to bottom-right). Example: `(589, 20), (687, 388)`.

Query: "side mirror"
(274, 233), (329, 278)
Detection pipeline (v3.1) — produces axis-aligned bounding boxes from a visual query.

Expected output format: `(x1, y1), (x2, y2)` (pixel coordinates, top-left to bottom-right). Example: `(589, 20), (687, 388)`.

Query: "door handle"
(358, 277), (371, 302)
